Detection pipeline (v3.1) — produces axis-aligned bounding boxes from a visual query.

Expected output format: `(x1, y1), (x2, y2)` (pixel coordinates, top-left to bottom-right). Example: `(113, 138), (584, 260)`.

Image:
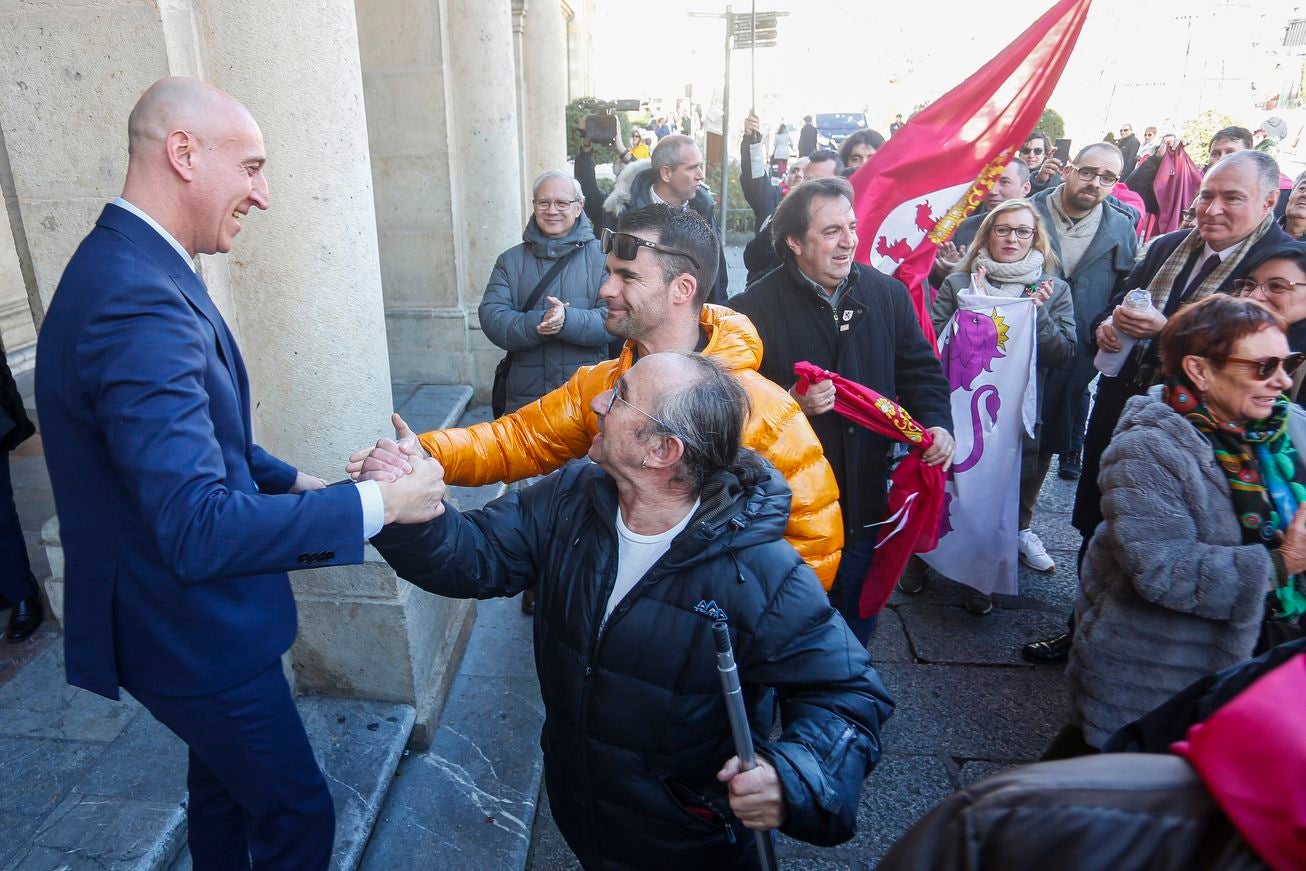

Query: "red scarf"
(794, 362), (945, 617)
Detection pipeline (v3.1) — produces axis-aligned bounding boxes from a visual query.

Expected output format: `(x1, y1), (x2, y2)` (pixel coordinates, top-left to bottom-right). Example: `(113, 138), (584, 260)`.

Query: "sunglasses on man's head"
(1219, 352), (1306, 380)
(600, 228), (702, 271)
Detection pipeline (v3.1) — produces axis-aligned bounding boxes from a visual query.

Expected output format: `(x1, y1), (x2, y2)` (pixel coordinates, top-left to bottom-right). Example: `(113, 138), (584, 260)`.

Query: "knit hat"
(1171, 655), (1306, 871)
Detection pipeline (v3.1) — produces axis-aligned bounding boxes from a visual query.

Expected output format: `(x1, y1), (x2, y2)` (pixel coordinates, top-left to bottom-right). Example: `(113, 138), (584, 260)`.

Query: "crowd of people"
(21, 72), (1305, 870)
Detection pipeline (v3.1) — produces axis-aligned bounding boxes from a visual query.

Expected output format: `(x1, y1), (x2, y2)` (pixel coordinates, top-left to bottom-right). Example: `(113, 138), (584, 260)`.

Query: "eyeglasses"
(1119, 128), (1131, 134)
(603, 380), (680, 436)
(1018, 146), (1045, 156)
(1233, 278), (1306, 296)
(534, 198), (580, 212)
(992, 225), (1035, 239)
(600, 228), (702, 271)
(1218, 353), (1306, 380)
(1180, 208), (1197, 222)
(1070, 166), (1120, 186)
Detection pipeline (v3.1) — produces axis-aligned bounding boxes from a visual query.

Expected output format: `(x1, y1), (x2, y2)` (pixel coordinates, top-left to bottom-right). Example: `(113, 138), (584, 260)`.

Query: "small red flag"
(794, 362), (945, 618)
(851, 0), (1095, 345)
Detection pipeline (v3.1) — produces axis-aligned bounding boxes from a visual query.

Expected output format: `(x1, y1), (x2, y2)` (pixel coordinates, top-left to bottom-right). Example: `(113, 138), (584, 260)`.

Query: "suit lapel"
(95, 205), (252, 440)
(170, 269), (251, 438)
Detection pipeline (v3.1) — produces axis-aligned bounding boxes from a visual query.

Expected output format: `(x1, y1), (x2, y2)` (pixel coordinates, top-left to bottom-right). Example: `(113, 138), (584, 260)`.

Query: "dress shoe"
(520, 585), (537, 616)
(5, 595), (43, 643)
(1022, 631), (1071, 664)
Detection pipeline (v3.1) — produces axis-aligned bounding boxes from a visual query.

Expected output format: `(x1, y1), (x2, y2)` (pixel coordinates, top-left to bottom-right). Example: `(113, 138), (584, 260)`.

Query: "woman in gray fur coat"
(1059, 295), (1306, 754)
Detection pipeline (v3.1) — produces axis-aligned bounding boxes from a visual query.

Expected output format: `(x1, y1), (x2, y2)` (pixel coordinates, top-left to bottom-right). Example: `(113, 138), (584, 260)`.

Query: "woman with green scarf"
(1057, 295), (1306, 756)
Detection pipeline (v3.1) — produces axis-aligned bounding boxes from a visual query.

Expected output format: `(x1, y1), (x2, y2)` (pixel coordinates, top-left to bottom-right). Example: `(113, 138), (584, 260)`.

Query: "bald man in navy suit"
(35, 77), (445, 869)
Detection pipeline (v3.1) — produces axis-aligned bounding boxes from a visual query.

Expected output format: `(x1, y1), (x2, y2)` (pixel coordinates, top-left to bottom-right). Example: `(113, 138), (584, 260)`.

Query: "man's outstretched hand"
(347, 413), (424, 482)
(376, 440), (447, 525)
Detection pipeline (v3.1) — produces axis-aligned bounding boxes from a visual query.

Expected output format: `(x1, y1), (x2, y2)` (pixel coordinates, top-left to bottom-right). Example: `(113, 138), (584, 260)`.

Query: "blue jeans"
(826, 537), (880, 646)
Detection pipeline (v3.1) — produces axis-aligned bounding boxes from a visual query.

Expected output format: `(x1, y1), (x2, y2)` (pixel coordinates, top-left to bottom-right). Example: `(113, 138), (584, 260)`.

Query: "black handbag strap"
(520, 244), (584, 314)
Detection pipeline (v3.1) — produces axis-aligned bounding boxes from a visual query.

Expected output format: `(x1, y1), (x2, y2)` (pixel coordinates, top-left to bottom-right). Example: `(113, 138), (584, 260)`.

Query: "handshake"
(345, 413), (448, 526)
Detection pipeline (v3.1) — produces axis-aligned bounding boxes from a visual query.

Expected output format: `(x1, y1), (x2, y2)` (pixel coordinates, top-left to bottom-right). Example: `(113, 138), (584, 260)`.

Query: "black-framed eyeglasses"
(600, 228), (702, 271)
(992, 225), (1035, 240)
(533, 198), (580, 212)
(1218, 353), (1306, 379)
(603, 380), (681, 437)
(1181, 208), (1197, 222)
(1070, 166), (1120, 186)
(1233, 278), (1306, 296)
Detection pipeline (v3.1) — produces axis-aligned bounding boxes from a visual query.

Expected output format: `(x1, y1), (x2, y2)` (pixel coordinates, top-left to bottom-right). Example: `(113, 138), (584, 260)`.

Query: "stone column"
(198, 0), (472, 743)
(446, 0), (527, 400)
(357, 0), (524, 400)
(521, 0), (569, 185)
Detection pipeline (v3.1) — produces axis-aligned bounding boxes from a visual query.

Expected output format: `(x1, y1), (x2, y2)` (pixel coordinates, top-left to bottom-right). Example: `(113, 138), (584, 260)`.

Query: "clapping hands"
(537, 296), (568, 336)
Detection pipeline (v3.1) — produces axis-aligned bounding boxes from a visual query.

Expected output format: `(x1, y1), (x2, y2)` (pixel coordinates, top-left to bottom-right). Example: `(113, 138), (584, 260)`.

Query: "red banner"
(851, 0), (1095, 345)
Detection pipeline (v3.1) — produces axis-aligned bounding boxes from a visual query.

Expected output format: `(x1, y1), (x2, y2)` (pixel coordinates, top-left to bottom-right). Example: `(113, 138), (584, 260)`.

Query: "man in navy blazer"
(35, 77), (445, 869)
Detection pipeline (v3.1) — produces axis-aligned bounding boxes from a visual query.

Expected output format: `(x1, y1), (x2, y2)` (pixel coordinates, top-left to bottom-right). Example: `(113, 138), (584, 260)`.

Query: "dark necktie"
(1182, 253), (1223, 300)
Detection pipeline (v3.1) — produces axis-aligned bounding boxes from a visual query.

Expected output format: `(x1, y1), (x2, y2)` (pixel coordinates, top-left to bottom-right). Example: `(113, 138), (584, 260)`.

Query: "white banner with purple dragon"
(922, 293), (1037, 596)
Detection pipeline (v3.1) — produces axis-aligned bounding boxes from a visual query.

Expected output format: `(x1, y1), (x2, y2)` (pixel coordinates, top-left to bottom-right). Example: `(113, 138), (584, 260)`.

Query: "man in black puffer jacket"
(368, 351), (893, 870)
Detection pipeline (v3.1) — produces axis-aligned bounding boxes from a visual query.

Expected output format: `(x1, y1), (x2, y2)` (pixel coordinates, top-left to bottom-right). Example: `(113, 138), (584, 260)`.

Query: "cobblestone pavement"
(528, 247), (1082, 867)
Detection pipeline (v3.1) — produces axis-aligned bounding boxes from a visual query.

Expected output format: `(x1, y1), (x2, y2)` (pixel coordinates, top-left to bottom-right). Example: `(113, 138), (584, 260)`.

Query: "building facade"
(0, 0), (588, 741)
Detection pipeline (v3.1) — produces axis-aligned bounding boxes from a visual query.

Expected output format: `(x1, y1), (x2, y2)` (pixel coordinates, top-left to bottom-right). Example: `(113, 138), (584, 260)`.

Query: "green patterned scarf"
(1164, 379), (1306, 619)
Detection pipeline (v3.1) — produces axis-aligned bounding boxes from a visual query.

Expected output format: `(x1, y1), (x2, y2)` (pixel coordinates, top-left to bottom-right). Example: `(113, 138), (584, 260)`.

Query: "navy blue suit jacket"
(36, 204), (364, 699)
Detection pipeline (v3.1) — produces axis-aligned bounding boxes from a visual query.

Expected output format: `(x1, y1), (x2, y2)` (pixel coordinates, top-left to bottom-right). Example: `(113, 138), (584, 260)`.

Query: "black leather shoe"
(1022, 631), (1071, 664)
(520, 586), (537, 616)
(5, 596), (43, 643)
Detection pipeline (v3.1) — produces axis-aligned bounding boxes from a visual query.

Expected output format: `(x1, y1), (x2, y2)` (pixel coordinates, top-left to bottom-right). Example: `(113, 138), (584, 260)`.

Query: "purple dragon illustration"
(941, 309), (1005, 392)
(950, 385), (1000, 474)
(939, 307), (1007, 479)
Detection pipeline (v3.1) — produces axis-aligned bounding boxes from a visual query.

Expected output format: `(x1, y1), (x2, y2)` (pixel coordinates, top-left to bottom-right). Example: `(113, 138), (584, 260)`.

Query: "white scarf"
(972, 248), (1045, 297)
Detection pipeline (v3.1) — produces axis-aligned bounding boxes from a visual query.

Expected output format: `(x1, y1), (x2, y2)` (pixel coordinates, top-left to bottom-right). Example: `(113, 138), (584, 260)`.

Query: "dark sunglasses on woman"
(1220, 352), (1306, 380)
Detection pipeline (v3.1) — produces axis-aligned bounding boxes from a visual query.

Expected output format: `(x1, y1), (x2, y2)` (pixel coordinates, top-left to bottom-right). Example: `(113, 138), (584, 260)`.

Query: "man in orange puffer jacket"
(352, 205), (843, 588)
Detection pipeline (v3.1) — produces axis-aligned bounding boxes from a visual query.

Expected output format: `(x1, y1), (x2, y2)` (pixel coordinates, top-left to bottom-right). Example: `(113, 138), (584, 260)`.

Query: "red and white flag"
(851, 0), (1093, 346)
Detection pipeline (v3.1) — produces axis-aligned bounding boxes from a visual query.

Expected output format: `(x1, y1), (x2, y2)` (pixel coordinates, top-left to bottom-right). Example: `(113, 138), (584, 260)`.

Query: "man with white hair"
(364, 351), (893, 869)
(1073, 150), (1295, 556)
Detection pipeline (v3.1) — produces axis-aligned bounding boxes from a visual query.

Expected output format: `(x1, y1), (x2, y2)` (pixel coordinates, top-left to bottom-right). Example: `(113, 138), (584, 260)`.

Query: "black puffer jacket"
(372, 457), (893, 870)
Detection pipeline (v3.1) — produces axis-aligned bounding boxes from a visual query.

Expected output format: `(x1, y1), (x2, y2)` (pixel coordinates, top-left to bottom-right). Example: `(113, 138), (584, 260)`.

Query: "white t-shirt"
(605, 499), (700, 622)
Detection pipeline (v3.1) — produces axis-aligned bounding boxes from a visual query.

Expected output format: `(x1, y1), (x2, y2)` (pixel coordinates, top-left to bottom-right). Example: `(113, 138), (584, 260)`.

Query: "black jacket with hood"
(371, 455), (893, 870)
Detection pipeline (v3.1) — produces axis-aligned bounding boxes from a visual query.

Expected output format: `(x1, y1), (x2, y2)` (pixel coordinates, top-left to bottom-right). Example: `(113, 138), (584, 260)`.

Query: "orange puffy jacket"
(420, 305), (844, 587)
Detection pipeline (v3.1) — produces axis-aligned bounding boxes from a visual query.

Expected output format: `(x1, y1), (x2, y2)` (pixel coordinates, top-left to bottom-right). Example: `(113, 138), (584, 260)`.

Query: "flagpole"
(721, 4), (732, 231)
(750, 0), (756, 114)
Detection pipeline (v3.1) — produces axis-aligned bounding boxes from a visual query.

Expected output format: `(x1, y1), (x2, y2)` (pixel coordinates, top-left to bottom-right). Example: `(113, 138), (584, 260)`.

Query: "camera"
(583, 99), (642, 145)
